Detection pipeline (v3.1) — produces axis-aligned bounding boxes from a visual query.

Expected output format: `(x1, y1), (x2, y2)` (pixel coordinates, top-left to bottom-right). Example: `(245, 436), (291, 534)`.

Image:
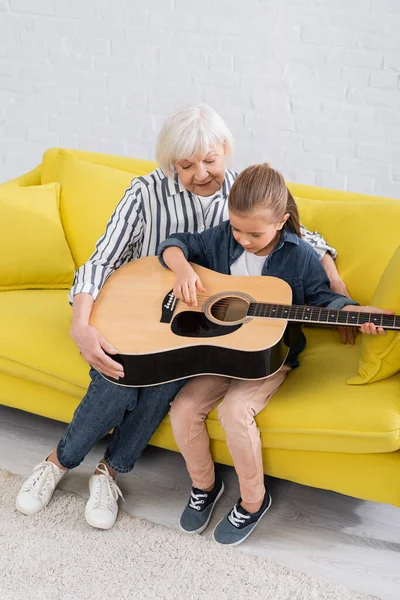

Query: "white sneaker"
(15, 460), (67, 516)
(85, 463), (124, 530)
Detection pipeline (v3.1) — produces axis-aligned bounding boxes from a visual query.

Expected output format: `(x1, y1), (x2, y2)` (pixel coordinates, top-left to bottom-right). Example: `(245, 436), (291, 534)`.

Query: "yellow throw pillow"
(48, 151), (138, 266)
(0, 183), (75, 290)
(296, 197), (400, 305)
(347, 245), (400, 385)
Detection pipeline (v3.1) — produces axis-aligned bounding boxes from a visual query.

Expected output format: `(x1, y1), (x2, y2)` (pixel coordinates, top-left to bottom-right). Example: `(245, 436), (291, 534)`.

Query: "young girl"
(158, 163), (390, 547)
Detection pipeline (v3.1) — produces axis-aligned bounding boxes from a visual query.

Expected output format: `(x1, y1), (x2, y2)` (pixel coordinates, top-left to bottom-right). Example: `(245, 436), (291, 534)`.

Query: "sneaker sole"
(212, 493), (272, 547)
(179, 481), (225, 535)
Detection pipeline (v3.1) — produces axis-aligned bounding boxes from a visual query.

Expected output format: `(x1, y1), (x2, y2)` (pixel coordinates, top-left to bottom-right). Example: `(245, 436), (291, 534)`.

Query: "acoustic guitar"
(89, 256), (399, 387)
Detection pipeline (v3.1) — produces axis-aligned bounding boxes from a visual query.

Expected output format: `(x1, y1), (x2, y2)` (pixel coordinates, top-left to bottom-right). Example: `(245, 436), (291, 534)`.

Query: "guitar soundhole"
(210, 297), (249, 324)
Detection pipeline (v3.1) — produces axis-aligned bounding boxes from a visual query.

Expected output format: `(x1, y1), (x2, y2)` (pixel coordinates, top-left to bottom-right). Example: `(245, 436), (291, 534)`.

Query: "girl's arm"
(162, 246), (206, 307)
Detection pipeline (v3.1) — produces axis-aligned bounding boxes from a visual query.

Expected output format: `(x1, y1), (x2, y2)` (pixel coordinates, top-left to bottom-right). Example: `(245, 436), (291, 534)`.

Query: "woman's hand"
(173, 264), (206, 307)
(342, 305), (395, 336)
(70, 323), (124, 379)
(70, 293), (124, 379)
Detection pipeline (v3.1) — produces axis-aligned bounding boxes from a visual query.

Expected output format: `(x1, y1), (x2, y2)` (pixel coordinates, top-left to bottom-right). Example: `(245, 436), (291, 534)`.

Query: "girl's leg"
(218, 366), (291, 512)
(169, 375), (231, 491)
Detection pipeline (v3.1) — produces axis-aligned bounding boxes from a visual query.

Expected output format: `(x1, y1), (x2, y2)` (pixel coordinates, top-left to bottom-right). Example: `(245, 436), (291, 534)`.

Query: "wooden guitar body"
(90, 256), (292, 386)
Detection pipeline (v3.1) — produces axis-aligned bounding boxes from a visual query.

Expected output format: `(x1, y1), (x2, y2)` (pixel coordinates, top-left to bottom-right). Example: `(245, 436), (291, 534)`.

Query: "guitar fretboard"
(247, 303), (400, 330)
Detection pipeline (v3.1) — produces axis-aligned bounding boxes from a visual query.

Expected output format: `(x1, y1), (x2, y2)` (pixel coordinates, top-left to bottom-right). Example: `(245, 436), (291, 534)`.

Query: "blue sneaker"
(179, 474), (224, 535)
(213, 490), (272, 546)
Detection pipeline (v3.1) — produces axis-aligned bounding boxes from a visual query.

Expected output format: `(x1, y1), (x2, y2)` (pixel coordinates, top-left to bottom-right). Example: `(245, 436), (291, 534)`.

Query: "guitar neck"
(247, 303), (400, 330)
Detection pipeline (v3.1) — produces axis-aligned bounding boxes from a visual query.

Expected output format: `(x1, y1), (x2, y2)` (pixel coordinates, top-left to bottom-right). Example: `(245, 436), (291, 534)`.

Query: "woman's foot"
(85, 463), (124, 530)
(213, 490), (272, 546)
(179, 474), (224, 535)
(15, 459), (67, 516)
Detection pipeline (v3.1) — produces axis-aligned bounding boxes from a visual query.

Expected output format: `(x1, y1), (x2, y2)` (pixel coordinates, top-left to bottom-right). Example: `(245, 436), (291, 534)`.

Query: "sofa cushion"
(0, 290), (88, 397)
(0, 183), (75, 291)
(2, 288), (398, 455)
(348, 245), (400, 385)
(296, 197), (400, 305)
(203, 327), (400, 455)
(44, 151), (137, 267)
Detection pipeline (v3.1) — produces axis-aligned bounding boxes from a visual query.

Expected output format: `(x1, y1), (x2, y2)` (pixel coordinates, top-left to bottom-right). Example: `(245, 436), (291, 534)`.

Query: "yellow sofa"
(1, 148), (399, 507)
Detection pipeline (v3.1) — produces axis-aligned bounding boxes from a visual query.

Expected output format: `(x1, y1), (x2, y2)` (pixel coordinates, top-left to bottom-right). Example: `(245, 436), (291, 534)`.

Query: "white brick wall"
(1, 0), (400, 198)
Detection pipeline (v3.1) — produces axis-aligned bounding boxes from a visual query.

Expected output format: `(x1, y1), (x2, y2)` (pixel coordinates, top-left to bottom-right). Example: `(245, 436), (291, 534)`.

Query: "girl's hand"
(342, 305), (395, 336)
(173, 264), (206, 307)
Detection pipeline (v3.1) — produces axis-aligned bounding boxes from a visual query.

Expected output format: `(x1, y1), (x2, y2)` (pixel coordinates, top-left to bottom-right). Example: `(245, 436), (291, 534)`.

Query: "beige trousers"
(169, 366), (290, 504)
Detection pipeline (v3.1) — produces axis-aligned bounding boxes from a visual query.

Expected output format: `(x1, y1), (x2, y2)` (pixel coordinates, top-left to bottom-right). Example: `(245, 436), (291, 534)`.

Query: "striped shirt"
(69, 168), (336, 303)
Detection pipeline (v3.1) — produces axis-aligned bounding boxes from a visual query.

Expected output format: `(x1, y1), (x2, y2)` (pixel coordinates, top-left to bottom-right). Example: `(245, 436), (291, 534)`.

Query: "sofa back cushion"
(41, 148), (157, 184)
(296, 197), (400, 305)
(46, 151), (142, 267)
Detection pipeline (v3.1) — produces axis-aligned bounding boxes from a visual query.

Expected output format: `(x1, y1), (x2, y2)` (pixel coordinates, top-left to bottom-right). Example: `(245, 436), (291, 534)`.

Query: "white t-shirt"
(196, 193), (218, 213)
(230, 251), (268, 276)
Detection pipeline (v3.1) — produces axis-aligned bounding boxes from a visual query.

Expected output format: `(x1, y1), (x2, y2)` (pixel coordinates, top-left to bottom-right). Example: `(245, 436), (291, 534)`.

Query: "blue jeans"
(57, 368), (186, 474)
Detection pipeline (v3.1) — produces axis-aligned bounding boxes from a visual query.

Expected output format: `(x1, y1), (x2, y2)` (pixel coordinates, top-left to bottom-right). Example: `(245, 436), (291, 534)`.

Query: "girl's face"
(229, 208), (289, 256)
(174, 143), (227, 196)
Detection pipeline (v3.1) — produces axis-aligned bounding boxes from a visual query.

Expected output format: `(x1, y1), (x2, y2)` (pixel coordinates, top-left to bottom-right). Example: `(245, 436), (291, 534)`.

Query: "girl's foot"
(179, 474), (224, 535)
(84, 463), (124, 530)
(15, 460), (67, 515)
(213, 490), (272, 546)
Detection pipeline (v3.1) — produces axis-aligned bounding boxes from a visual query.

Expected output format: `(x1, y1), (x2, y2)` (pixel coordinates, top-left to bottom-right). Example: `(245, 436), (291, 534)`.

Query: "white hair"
(156, 104), (234, 178)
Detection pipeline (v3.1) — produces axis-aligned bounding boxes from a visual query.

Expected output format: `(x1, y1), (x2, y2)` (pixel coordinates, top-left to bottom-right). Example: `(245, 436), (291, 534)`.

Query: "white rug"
(0, 470), (381, 600)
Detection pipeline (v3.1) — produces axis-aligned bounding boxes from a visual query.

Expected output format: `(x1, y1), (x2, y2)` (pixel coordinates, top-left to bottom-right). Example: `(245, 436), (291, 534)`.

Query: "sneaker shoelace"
(21, 461), (62, 500)
(93, 463), (124, 510)
(188, 488), (208, 511)
(228, 504), (251, 528)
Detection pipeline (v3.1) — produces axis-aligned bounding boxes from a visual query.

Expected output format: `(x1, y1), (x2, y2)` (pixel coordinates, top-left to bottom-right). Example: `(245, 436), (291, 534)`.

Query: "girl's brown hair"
(228, 163), (301, 237)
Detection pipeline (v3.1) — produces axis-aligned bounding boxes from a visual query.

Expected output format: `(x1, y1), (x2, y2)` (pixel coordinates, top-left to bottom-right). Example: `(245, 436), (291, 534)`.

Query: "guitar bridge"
(160, 289), (178, 323)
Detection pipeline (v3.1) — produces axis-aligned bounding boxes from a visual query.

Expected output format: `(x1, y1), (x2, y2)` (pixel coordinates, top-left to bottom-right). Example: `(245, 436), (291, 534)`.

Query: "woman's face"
(174, 143), (227, 196)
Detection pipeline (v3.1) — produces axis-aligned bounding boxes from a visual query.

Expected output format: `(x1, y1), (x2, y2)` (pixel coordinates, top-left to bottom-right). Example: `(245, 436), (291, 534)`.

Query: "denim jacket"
(158, 221), (358, 367)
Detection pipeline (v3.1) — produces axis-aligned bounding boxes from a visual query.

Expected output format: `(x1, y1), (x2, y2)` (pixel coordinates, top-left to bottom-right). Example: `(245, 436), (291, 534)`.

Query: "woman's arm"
(320, 253), (349, 297)
(303, 251), (390, 337)
(301, 226), (353, 342)
(68, 180), (144, 304)
(300, 225), (348, 294)
(68, 180), (144, 378)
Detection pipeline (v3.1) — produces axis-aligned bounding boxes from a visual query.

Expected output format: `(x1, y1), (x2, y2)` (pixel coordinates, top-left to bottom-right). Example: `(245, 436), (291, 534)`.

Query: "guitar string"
(174, 297), (397, 327)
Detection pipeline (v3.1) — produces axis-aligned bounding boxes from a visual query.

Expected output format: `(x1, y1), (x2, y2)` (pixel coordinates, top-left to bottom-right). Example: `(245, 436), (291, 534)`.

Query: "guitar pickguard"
(171, 311), (242, 338)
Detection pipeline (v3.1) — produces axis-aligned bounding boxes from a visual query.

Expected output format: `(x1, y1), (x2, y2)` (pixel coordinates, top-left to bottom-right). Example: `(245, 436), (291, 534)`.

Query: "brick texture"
(0, 0), (399, 198)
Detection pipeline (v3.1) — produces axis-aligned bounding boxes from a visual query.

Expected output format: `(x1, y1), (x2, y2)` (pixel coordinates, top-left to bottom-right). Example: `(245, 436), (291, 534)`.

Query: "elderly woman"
(15, 105), (349, 530)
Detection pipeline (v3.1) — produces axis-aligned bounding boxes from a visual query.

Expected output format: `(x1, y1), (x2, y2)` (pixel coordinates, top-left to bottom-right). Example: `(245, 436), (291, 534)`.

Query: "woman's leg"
(15, 368), (139, 517)
(102, 378), (188, 474)
(169, 375), (231, 490)
(56, 368), (139, 470)
(218, 366), (291, 511)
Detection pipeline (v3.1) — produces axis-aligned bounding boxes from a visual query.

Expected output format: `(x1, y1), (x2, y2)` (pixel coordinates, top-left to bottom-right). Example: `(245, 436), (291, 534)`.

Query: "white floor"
(1, 404), (399, 600)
